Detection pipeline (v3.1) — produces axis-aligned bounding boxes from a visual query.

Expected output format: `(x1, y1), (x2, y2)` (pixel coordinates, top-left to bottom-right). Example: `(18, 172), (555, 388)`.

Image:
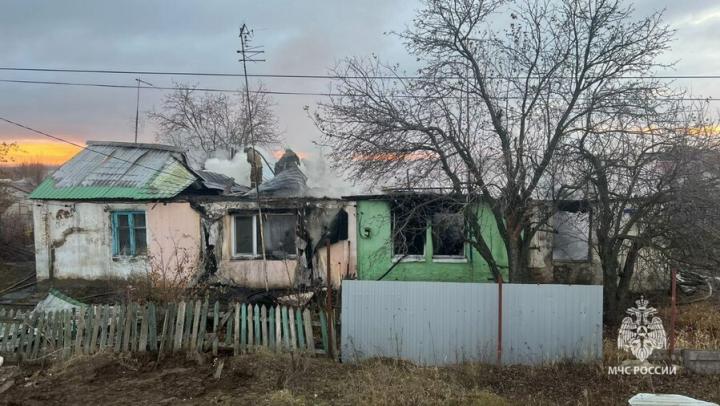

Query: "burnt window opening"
(325, 209), (349, 243)
(431, 212), (465, 258)
(233, 213), (297, 259)
(391, 200), (467, 260)
(552, 208), (591, 262)
(392, 207), (426, 257)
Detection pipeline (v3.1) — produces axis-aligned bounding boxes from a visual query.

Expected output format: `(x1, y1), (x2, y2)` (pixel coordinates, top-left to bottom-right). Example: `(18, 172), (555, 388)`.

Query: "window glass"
(262, 214), (297, 258)
(552, 210), (590, 261)
(133, 213), (146, 228)
(117, 226), (131, 256)
(135, 229), (147, 255)
(234, 215), (254, 255)
(113, 211), (146, 256)
(432, 212), (465, 257)
(117, 214), (129, 227)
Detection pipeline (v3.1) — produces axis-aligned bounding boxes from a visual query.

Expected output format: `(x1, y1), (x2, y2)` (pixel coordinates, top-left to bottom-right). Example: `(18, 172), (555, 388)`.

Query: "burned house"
(29, 141), (355, 292)
(352, 193), (602, 284)
(190, 150), (356, 290)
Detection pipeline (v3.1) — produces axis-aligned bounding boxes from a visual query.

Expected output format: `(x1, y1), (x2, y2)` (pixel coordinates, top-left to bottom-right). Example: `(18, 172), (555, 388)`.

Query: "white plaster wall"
(33, 201), (197, 281)
(32, 202), (51, 279)
(147, 202), (201, 275)
(213, 200), (358, 289)
(217, 260), (298, 289)
(527, 210), (603, 284)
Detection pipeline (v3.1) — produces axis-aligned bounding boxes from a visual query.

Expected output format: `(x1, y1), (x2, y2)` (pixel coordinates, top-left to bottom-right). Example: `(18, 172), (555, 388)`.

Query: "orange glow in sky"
(2, 139), (82, 166)
(272, 149), (308, 160)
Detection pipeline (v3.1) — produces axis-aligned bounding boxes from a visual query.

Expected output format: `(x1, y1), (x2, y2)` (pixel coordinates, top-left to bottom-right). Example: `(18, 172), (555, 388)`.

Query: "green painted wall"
(356, 200), (508, 282)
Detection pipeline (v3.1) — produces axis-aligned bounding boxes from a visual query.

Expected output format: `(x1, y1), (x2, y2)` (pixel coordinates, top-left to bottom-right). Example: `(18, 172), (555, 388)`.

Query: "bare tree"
(5, 162), (52, 187)
(313, 0), (673, 283)
(0, 142), (18, 217)
(0, 142), (16, 165)
(149, 83), (279, 166)
(568, 99), (719, 320)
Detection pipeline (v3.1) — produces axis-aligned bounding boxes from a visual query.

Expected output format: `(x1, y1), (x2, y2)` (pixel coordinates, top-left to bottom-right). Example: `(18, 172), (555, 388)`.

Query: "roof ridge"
(86, 140), (185, 153)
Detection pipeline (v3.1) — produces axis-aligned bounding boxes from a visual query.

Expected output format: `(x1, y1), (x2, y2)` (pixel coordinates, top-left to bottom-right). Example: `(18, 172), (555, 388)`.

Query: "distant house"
(0, 178), (33, 233)
(351, 193), (602, 285)
(29, 141), (355, 292)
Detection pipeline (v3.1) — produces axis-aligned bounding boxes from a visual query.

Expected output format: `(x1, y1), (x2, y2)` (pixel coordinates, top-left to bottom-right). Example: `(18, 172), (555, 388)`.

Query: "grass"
(671, 302), (720, 350)
(2, 301), (719, 405)
(3, 348), (720, 405)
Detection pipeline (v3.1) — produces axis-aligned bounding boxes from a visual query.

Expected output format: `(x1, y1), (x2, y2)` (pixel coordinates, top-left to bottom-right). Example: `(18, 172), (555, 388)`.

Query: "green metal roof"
(29, 142), (197, 200)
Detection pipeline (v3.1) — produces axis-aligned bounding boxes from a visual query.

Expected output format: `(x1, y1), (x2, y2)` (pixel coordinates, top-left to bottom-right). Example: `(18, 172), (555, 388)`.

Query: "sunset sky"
(2, 140), (81, 166)
(1, 0), (720, 166)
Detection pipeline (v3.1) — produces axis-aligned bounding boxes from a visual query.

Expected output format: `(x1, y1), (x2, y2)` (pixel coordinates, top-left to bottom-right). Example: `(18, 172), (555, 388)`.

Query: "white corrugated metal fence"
(340, 280), (602, 365)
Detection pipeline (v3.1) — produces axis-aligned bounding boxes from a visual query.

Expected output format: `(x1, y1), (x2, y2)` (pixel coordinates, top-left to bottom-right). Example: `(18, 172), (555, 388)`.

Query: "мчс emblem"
(617, 297), (667, 362)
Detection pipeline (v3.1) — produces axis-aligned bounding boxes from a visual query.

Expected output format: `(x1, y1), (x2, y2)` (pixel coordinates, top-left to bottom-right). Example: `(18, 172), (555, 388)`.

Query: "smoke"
(203, 153), (252, 186)
(302, 151), (365, 198)
(202, 146), (367, 198)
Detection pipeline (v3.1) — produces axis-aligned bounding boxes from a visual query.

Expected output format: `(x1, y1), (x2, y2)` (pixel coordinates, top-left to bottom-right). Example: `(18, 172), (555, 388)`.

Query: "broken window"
(262, 214), (297, 258)
(431, 212), (465, 258)
(392, 206), (426, 257)
(112, 211), (147, 256)
(552, 209), (590, 262)
(233, 213), (297, 259)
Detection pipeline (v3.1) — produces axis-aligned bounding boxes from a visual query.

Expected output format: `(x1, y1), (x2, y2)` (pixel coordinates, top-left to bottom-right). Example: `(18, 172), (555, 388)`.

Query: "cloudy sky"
(1, 0), (719, 164)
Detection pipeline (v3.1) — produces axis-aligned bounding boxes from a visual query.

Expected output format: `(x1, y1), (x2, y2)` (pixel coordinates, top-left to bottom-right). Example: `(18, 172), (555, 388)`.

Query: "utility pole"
(134, 78), (153, 143)
(237, 23), (270, 289)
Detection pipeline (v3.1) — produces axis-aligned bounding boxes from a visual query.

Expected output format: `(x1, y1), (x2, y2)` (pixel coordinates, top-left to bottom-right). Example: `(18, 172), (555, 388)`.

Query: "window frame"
(551, 209), (592, 263)
(231, 213), (298, 259)
(111, 210), (147, 257)
(232, 214), (258, 258)
(390, 211), (469, 263)
(391, 211), (426, 262)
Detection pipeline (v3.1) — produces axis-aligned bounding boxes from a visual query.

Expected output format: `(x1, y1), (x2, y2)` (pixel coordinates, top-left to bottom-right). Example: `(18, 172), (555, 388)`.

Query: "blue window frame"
(112, 211), (147, 256)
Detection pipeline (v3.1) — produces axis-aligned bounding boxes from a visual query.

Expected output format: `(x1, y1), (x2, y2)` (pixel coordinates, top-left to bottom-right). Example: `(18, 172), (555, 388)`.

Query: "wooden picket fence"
(0, 301), (337, 363)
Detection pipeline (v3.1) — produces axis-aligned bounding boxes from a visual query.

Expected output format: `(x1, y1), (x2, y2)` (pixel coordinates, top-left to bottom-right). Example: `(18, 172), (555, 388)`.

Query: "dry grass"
(653, 301), (720, 350)
(3, 301), (720, 405)
(672, 302), (720, 349)
(3, 350), (720, 405)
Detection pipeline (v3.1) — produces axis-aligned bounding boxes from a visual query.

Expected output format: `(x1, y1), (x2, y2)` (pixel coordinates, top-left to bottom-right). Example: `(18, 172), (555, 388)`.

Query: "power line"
(0, 77), (718, 102)
(0, 116), (197, 184)
(0, 78), (332, 96)
(2, 66), (720, 81)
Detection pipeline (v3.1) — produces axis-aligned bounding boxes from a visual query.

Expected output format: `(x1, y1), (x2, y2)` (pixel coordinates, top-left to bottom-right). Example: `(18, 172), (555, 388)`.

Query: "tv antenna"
(237, 23), (270, 289)
(134, 77), (153, 143)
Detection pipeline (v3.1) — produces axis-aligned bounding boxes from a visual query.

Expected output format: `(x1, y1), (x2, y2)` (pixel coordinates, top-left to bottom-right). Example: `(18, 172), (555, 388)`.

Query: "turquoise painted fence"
(0, 301), (336, 362)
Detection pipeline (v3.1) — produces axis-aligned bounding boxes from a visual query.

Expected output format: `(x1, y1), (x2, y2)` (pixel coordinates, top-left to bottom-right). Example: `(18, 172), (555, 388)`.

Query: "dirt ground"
(0, 350), (719, 406)
(0, 262), (34, 292)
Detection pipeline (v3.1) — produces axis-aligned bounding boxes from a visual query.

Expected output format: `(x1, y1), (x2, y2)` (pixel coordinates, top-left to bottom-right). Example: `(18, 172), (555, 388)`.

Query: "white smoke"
(202, 146), (367, 197)
(302, 151), (365, 198)
(203, 146), (282, 186)
(204, 154), (250, 186)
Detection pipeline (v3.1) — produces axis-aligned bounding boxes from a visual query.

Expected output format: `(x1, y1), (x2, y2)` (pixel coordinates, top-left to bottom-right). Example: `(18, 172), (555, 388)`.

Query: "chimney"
(245, 147), (263, 188)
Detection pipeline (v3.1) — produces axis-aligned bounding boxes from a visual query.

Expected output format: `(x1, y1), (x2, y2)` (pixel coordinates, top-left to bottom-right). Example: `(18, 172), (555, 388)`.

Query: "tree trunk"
(616, 242), (641, 311)
(602, 257), (621, 325)
(507, 234), (530, 283)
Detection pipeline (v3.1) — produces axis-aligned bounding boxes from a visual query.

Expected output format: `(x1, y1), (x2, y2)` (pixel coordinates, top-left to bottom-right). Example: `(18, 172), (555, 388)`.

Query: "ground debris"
(0, 352), (718, 405)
